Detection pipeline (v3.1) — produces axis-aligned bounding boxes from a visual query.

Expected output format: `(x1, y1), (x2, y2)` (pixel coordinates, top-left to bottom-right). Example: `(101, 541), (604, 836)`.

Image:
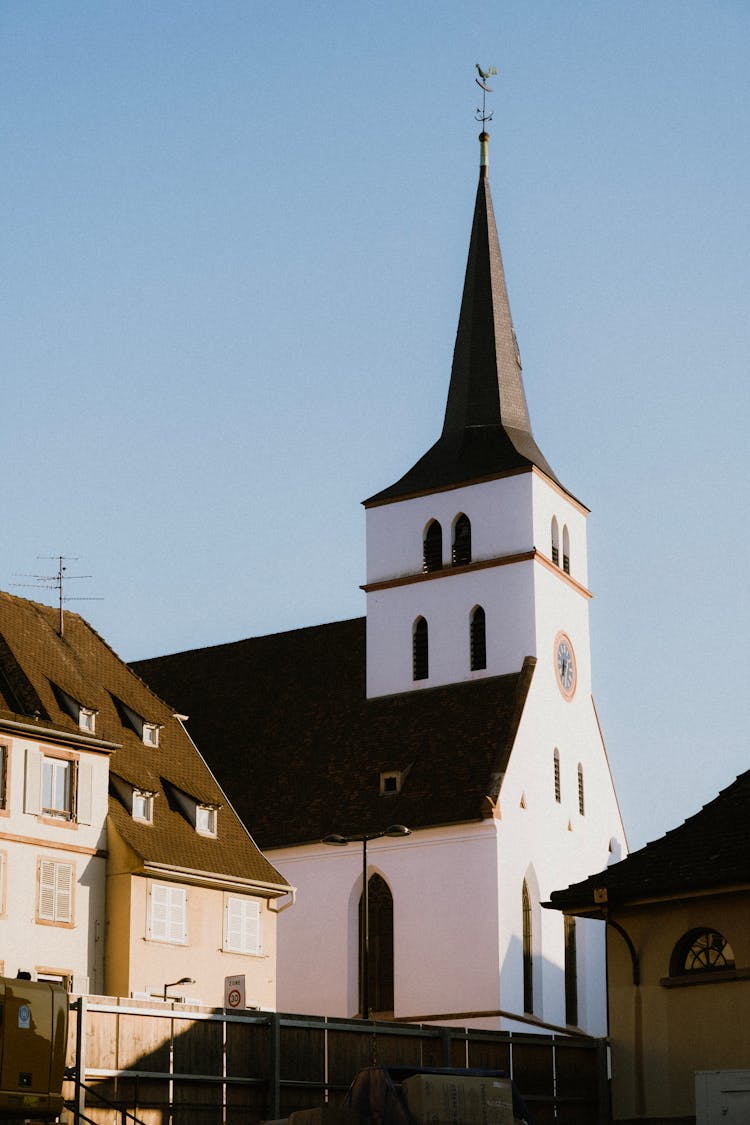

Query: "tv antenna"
(475, 64), (498, 125)
(13, 555), (103, 637)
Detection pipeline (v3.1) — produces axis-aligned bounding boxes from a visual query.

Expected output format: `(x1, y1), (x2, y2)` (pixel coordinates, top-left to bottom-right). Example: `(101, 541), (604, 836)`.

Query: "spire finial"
(475, 65), (497, 177)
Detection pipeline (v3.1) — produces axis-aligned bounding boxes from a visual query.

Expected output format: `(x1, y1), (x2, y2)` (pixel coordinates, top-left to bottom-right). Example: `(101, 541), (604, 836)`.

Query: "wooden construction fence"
(65, 997), (609, 1125)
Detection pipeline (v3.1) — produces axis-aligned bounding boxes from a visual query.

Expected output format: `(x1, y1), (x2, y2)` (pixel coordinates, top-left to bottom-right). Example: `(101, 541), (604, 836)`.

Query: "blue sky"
(3, 1), (749, 853)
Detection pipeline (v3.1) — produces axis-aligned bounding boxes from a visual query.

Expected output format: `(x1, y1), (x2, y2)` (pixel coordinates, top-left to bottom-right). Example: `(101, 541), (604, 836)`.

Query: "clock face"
(554, 632), (577, 699)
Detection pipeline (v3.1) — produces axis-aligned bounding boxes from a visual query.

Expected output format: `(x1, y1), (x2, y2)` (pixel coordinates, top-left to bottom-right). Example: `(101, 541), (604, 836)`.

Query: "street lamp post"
(163, 976), (195, 1002)
(322, 825), (410, 1019)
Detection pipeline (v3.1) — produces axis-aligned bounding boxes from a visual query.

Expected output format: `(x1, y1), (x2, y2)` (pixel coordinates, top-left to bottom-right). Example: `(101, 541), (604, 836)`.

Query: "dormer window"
(132, 790), (154, 824)
(79, 708), (96, 734)
(380, 771), (403, 796)
(142, 723), (160, 748)
(195, 805), (218, 836)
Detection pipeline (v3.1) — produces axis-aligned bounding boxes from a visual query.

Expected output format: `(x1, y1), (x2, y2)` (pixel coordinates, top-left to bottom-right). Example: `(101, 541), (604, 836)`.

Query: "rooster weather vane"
(475, 63), (498, 124)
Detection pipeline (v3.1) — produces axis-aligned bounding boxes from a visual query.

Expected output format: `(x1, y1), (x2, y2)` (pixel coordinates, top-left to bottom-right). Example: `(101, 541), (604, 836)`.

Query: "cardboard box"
(402, 1073), (515, 1125)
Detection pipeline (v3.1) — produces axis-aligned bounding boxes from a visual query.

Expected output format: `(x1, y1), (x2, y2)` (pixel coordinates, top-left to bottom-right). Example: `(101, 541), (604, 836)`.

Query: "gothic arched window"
(522, 880), (533, 1014)
(359, 874), (394, 1016)
(577, 763), (585, 816)
(551, 517), (560, 567)
(553, 749), (561, 803)
(413, 617), (428, 681)
(470, 606), (486, 671)
(452, 514), (472, 566)
(423, 521), (442, 573)
(669, 929), (736, 977)
(562, 524), (571, 575)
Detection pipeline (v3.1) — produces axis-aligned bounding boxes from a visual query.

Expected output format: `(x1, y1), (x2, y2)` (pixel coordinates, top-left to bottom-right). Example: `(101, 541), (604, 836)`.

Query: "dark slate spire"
(366, 131), (562, 506)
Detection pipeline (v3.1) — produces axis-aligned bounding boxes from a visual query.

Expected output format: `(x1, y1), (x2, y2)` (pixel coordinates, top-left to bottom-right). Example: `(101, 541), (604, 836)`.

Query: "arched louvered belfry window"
(470, 606), (486, 671)
(452, 514), (472, 566)
(423, 521), (442, 573)
(562, 524), (571, 575)
(551, 517), (560, 567)
(413, 617), (428, 681)
(553, 749), (561, 803)
(564, 916), (578, 1026)
(669, 929), (736, 977)
(577, 763), (585, 815)
(359, 874), (394, 1016)
(522, 880), (533, 1014)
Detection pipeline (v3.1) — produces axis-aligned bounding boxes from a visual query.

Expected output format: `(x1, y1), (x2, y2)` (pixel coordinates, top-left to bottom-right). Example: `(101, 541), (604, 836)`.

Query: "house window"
(553, 750), (561, 803)
(423, 521), (442, 572)
(452, 514), (471, 566)
(551, 517), (560, 567)
(359, 874), (394, 1016)
(224, 896), (261, 955)
(132, 791), (154, 823)
(562, 524), (570, 575)
(42, 756), (74, 820)
(79, 708), (96, 734)
(380, 771), (402, 796)
(522, 881), (533, 1013)
(142, 723), (160, 748)
(37, 859), (74, 925)
(669, 929), (736, 976)
(577, 764), (585, 815)
(148, 883), (187, 944)
(564, 916), (578, 1025)
(196, 805), (217, 836)
(413, 617), (428, 680)
(470, 606), (486, 671)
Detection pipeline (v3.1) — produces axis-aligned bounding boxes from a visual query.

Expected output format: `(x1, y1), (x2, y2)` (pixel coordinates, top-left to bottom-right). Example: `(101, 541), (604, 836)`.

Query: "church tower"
(364, 130), (593, 706)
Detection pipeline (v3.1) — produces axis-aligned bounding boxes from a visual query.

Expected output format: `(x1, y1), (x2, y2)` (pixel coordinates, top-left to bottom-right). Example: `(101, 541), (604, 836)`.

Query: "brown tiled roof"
(132, 618), (535, 850)
(366, 155), (563, 506)
(0, 591), (288, 890)
(548, 769), (750, 913)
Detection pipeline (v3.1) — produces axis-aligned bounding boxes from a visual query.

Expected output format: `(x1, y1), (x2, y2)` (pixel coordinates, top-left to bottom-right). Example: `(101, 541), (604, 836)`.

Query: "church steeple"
(367, 130), (561, 506)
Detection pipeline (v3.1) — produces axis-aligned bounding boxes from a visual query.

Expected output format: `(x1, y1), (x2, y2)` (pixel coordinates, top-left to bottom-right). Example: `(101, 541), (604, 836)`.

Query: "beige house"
(548, 768), (750, 1124)
(0, 591), (292, 1008)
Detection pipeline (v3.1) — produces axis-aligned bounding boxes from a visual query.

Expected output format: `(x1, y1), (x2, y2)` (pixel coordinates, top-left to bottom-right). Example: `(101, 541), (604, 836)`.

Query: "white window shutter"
(225, 896), (260, 955)
(24, 747), (42, 815)
(149, 883), (186, 944)
(39, 860), (56, 920)
(76, 758), (93, 825)
(55, 862), (73, 923)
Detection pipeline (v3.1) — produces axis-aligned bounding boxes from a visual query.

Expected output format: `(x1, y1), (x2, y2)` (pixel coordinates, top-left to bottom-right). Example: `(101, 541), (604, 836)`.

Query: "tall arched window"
(564, 916), (578, 1026)
(359, 874), (394, 1016)
(551, 517), (560, 567)
(452, 514), (472, 566)
(577, 763), (585, 816)
(470, 606), (486, 671)
(423, 521), (442, 572)
(522, 880), (533, 1014)
(553, 749), (561, 803)
(413, 617), (428, 681)
(562, 525), (571, 575)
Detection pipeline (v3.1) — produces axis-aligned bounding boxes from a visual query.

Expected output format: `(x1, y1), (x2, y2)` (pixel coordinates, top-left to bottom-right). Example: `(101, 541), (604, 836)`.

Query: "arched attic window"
(669, 929), (736, 977)
(423, 521), (442, 573)
(551, 517), (560, 567)
(562, 525), (571, 575)
(522, 880), (534, 1014)
(452, 514), (472, 566)
(470, 606), (486, 671)
(412, 617), (428, 681)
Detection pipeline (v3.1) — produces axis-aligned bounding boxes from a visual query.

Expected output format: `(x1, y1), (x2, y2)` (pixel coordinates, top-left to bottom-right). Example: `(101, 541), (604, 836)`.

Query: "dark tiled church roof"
(0, 591), (287, 889)
(366, 138), (562, 506)
(132, 618), (535, 850)
(549, 768), (750, 912)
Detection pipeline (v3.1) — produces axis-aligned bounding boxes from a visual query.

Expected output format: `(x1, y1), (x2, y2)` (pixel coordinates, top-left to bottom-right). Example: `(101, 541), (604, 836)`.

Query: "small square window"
(196, 805), (217, 836)
(379, 771), (402, 796)
(79, 708), (96, 734)
(132, 792), (154, 824)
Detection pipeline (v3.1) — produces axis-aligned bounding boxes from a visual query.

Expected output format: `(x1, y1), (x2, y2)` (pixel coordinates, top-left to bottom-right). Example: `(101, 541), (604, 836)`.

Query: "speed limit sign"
(224, 974), (245, 1010)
